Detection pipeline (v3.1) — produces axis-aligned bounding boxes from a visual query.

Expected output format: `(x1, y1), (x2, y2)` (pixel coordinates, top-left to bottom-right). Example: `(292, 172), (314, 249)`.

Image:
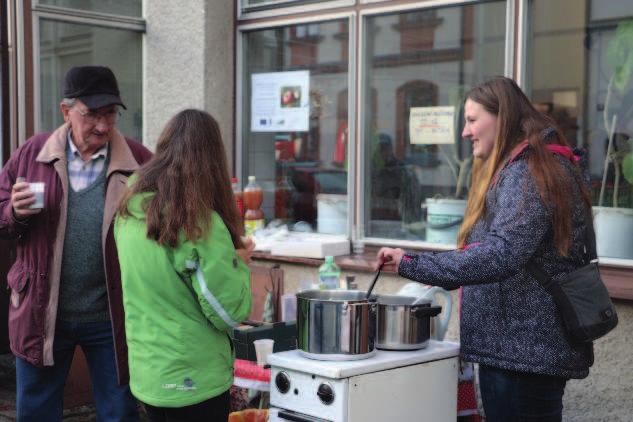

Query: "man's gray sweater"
(58, 166), (109, 322)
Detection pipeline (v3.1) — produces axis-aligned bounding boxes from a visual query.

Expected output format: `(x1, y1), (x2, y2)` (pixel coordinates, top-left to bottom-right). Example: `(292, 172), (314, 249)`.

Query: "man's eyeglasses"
(73, 107), (121, 125)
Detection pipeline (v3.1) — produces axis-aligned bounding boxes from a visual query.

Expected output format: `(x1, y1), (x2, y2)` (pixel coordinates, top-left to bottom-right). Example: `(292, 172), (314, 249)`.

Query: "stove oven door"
(269, 407), (333, 422)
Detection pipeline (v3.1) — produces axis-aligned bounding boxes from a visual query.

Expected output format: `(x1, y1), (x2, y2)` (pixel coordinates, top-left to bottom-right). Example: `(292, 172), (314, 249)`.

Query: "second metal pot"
(296, 290), (376, 360)
(375, 295), (442, 350)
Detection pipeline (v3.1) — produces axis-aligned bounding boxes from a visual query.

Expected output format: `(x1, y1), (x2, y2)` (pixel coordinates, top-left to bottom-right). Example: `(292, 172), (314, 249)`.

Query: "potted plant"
(593, 20), (633, 259)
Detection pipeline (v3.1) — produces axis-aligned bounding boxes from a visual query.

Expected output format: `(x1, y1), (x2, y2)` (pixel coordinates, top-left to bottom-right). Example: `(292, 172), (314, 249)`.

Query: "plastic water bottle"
(318, 256), (341, 290)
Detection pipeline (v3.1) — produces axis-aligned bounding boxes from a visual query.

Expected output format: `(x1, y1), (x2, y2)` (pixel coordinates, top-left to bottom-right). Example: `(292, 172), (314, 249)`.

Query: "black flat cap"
(63, 66), (127, 110)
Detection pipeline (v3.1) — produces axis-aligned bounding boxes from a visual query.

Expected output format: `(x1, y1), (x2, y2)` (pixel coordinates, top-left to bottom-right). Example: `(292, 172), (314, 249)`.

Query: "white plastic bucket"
(317, 194), (347, 234)
(593, 206), (633, 259)
(424, 198), (467, 244)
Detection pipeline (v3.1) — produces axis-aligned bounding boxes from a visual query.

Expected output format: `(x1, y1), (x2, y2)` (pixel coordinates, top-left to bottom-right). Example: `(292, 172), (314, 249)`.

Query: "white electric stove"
(268, 340), (460, 422)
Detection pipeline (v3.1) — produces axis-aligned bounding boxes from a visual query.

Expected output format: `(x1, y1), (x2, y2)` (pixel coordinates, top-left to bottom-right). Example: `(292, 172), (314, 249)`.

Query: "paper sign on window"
(409, 106), (455, 145)
(251, 70), (310, 132)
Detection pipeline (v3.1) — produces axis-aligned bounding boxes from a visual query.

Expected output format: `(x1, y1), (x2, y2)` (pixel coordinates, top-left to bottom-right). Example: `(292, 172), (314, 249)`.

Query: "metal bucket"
(296, 290), (376, 360)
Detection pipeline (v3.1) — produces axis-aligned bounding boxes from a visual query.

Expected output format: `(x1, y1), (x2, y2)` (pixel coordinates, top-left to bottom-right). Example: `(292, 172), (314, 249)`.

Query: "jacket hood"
(124, 191), (154, 222)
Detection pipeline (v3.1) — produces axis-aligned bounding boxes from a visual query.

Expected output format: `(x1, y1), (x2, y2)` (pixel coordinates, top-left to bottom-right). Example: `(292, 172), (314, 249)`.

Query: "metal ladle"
(365, 262), (384, 299)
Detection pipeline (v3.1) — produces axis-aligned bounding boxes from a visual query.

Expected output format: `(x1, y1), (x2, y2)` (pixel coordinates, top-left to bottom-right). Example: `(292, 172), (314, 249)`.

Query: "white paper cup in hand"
(28, 182), (45, 209)
(253, 338), (274, 367)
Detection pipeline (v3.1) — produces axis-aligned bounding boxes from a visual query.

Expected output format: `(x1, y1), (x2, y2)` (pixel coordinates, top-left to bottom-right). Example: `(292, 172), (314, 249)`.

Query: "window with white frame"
(238, 1), (508, 246)
(37, 0), (141, 17)
(362, 1), (507, 244)
(239, 0), (355, 20)
(33, 0), (144, 141)
(238, 1), (508, 244)
(526, 0), (633, 261)
(240, 18), (351, 235)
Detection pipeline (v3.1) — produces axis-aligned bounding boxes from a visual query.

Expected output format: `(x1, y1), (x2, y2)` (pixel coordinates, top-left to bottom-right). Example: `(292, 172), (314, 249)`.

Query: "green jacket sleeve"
(176, 212), (252, 332)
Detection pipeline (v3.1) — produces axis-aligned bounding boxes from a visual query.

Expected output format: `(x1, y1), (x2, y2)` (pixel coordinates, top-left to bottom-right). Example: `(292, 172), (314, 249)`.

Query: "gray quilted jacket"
(399, 149), (593, 379)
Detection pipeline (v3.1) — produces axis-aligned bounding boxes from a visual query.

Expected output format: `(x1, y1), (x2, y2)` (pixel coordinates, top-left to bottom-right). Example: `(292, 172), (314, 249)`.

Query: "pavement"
(0, 353), (99, 421)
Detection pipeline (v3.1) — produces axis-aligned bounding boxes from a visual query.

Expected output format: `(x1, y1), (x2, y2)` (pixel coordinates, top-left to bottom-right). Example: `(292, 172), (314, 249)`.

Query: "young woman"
(115, 109), (253, 421)
(376, 77), (594, 421)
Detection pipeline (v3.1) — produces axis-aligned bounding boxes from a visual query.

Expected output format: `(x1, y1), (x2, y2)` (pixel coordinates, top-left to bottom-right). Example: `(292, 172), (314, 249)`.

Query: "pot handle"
(413, 305), (442, 318)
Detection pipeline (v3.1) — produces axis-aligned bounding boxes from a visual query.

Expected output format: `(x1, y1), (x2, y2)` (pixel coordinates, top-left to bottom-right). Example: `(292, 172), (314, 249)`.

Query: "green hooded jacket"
(114, 191), (252, 407)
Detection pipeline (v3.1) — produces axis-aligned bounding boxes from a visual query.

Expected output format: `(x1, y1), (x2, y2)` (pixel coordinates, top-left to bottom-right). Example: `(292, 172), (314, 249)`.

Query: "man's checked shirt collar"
(66, 131), (109, 191)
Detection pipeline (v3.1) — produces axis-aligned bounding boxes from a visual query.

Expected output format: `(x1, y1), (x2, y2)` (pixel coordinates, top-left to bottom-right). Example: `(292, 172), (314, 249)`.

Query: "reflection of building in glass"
(38, 21), (142, 141)
(528, 0), (633, 209)
(362, 3), (505, 240)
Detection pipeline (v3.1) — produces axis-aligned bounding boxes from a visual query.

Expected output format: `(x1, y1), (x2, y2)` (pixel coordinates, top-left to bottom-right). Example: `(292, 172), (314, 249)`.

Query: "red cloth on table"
(457, 287), (482, 419)
(234, 359), (271, 383)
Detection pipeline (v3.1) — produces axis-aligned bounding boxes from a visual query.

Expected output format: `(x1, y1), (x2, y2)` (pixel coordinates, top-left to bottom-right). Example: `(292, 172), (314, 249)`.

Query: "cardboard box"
(270, 234), (350, 258)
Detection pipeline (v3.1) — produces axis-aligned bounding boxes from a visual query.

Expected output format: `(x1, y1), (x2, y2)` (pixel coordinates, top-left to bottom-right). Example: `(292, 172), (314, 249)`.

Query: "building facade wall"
(204, 0), (235, 166)
(144, 0), (234, 155)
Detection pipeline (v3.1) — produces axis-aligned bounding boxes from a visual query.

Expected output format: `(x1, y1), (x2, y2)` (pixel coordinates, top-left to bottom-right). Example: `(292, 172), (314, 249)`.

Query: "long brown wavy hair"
(457, 77), (591, 255)
(119, 109), (244, 249)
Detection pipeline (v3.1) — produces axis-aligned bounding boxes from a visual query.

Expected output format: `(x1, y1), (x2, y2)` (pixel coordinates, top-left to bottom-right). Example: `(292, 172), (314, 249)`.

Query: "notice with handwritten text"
(409, 106), (455, 144)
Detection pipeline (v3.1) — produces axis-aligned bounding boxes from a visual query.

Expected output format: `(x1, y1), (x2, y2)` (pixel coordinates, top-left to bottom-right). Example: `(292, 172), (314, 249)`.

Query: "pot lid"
(296, 289), (375, 303)
(376, 294), (431, 306)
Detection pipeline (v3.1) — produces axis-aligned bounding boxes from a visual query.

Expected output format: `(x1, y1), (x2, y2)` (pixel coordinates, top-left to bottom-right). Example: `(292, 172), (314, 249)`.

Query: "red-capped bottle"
(243, 176), (265, 236)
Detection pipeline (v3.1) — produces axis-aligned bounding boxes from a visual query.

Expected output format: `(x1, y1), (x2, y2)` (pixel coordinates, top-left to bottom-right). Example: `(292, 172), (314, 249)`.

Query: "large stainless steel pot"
(296, 290), (376, 360)
(376, 295), (441, 350)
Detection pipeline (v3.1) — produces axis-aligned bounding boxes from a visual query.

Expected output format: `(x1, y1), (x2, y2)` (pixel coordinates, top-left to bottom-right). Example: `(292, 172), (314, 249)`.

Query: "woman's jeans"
(15, 320), (138, 422)
(479, 365), (568, 422)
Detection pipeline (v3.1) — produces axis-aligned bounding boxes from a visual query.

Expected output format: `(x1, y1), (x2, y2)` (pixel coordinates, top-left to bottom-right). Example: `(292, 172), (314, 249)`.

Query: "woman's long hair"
(457, 77), (591, 255)
(119, 109), (244, 249)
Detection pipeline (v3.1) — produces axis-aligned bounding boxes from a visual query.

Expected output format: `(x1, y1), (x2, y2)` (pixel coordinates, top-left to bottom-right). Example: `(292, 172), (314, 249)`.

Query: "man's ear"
(60, 103), (71, 123)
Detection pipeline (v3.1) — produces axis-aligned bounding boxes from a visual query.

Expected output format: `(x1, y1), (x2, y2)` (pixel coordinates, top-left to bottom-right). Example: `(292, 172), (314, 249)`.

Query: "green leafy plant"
(599, 20), (633, 207)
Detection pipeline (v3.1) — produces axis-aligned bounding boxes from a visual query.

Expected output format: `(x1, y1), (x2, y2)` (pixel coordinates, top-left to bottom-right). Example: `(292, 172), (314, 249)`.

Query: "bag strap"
(581, 206), (598, 262)
(526, 205), (597, 290)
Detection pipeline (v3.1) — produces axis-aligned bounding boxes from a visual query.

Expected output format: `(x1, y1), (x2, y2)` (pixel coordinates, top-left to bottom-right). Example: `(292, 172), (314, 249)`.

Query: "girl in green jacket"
(115, 109), (253, 421)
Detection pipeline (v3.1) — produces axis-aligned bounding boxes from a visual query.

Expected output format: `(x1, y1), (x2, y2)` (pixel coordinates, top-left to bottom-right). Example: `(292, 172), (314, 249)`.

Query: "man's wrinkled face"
(61, 99), (118, 153)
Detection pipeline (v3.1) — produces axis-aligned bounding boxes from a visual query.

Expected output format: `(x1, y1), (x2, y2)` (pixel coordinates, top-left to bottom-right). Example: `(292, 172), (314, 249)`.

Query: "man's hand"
(375, 247), (405, 272)
(237, 237), (256, 265)
(11, 181), (41, 220)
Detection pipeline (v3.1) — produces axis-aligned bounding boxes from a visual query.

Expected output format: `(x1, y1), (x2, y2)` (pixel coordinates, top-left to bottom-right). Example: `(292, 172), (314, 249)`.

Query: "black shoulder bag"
(526, 207), (618, 343)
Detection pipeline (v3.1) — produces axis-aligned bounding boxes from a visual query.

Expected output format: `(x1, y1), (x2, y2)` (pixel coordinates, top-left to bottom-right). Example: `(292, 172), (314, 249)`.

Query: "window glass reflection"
(38, 0), (141, 17)
(39, 19), (143, 141)
(363, 2), (506, 244)
(527, 0), (633, 259)
(242, 20), (349, 234)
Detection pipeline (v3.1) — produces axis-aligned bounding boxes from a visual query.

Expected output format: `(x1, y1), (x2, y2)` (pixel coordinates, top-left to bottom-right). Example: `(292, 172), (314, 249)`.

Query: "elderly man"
(0, 66), (152, 420)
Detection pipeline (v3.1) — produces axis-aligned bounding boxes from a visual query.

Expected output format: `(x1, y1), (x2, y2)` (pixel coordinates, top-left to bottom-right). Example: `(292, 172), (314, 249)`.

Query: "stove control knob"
(275, 372), (291, 394)
(317, 383), (335, 405)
